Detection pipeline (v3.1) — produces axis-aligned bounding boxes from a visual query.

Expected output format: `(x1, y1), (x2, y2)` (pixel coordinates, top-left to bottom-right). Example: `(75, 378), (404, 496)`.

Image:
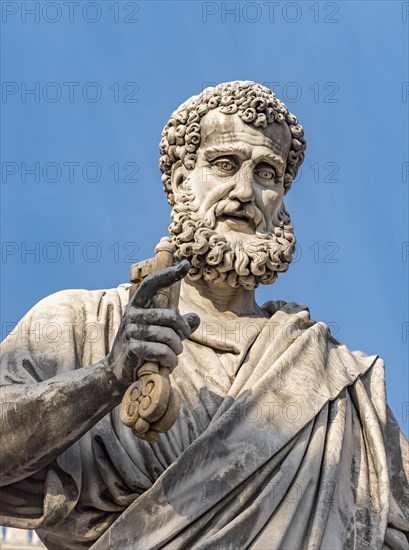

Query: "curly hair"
(159, 80), (306, 206)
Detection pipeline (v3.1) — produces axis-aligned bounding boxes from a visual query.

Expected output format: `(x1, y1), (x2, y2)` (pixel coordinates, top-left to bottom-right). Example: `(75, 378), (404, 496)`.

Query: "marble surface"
(1, 82), (408, 549)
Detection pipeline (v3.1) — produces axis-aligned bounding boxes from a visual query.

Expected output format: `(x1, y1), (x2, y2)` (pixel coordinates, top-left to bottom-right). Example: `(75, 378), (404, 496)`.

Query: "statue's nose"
(228, 166), (255, 203)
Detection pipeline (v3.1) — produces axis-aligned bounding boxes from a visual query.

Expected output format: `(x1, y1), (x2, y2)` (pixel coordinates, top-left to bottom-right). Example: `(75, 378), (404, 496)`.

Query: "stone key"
(120, 237), (181, 443)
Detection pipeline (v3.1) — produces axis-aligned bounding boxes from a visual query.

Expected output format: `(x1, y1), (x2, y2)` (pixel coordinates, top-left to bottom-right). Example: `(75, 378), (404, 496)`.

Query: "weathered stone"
(1, 81), (407, 549)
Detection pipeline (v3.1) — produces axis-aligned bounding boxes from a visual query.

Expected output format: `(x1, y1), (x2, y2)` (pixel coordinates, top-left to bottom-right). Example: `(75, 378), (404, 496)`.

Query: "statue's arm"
(0, 263), (199, 487)
(0, 358), (128, 486)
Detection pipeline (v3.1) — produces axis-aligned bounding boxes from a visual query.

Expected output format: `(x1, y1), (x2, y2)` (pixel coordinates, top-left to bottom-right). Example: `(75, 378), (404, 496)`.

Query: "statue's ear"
(170, 161), (188, 196)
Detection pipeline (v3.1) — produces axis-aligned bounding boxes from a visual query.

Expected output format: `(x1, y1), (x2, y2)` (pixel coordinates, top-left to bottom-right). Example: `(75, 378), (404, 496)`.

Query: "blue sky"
(1, 0), (408, 434)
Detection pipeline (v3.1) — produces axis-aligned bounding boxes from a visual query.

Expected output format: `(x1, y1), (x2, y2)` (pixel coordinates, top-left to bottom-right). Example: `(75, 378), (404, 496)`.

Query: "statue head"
(159, 81), (306, 290)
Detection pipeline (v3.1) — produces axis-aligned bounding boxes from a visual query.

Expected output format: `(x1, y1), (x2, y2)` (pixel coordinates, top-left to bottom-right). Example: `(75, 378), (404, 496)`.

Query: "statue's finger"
(182, 313), (201, 334)
(130, 260), (190, 309)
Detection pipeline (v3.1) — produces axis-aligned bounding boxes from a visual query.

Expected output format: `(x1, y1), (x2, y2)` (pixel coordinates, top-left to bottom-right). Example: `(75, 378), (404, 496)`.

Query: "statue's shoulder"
(34, 283), (132, 309)
(261, 299), (340, 343)
(1, 284), (133, 381)
(262, 300), (379, 363)
(16, 283), (132, 330)
(261, 299), (311, 317)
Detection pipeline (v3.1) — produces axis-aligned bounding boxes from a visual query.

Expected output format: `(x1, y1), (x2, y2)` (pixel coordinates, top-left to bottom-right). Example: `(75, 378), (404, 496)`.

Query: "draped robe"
(0, 284), (408, 549)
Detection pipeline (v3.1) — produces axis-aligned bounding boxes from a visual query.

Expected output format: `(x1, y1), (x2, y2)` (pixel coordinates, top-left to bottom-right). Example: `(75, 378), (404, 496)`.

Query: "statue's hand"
(106, 261), (200, 387)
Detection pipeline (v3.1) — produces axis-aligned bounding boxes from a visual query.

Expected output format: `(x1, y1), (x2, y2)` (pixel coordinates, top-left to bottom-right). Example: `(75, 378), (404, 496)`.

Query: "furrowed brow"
(258, 153), (286, 172)
(204, 145), (251, 160)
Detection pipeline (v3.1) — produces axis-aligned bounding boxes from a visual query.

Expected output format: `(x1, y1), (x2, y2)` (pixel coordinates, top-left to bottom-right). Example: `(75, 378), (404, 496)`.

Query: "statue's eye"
(255, 164), (276, 182)
(213, 157), (237, 173)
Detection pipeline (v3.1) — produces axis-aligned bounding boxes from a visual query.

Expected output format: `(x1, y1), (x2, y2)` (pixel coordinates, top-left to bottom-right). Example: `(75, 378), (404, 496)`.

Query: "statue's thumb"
(182, 313), (201, 334)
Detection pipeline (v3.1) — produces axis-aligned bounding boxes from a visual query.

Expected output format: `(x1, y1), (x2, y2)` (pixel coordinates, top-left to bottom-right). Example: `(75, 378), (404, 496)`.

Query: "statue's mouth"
(214, 200), (258, 231)
(220, 211), (250, 222)
(218, 212), (256, 232)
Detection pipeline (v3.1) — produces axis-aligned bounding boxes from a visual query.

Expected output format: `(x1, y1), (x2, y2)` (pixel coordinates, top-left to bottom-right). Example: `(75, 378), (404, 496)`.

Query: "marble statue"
(1, 81), (408, 549)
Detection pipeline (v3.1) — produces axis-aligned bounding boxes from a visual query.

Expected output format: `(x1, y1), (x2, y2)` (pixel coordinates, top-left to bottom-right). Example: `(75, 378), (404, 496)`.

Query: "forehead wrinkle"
(204, 129), (288, 160)
(199, 111), (291, 174)
(203, 140), (286, 171)
(204, 144), (252, 159)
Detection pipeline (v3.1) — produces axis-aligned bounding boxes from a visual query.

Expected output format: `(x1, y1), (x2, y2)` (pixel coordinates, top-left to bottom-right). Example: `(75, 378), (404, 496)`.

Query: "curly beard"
(169, 179), (296, 291)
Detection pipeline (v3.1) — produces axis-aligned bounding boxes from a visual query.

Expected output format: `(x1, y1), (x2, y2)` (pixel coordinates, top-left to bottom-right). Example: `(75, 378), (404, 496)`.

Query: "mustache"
(214, 199), (264, 227)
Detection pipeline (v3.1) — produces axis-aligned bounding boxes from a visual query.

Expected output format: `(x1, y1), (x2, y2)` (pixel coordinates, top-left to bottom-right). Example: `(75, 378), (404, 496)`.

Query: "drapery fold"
(1, 286), (408, 549)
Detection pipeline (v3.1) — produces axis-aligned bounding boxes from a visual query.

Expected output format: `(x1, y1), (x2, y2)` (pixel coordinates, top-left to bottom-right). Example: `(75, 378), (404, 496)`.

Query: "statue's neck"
(179, 277), (265, 318)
